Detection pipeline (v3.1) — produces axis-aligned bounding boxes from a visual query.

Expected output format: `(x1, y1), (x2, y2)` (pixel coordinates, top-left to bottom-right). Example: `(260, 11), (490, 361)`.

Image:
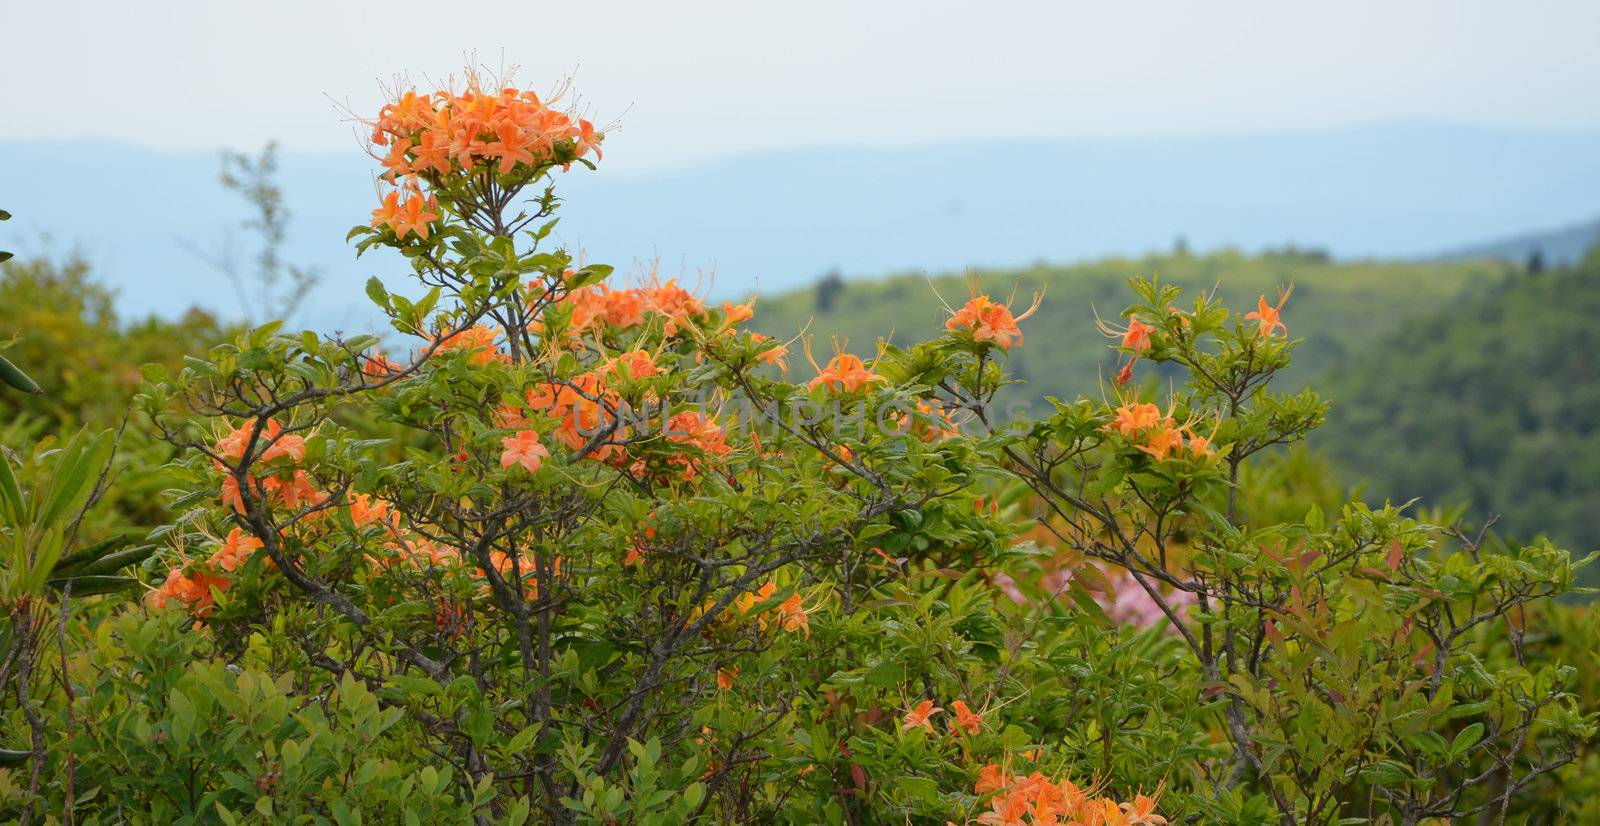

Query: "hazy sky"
(6, 1), (1598, 173)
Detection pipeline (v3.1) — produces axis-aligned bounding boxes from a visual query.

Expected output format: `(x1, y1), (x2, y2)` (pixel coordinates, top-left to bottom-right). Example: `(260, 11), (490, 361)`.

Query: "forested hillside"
(1318, 247), (1600, 555)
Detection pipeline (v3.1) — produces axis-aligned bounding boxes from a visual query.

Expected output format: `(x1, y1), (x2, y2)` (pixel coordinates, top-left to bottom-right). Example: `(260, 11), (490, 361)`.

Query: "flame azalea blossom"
(370, 190), (440, 241)
(348, 493), (393, 527)
(734, 581), (778, 620)
(209, 527), (263, 572)
(750, 333), (790, 372)
(1135, 424), (1186, 461)
(1105, 403), (1163, 438)
(975, 764), (1010, 795)
(808, 353), (885, 394)
(500, 430), (550, 473)
(216, 418), (304, 465)
(946, 294), (1036, 349)
(363, 352), (403, 379)
(145, 568), (231, 619)
(775, 593), (810, 638)
(1098, 316), (1155, 353)
(606, 349), (659, 381)
(970, 764), (1159, 826)
(432, 325), (507, 364)
(900, 699), (943, 732)
(1123, 794), (1168, 825)
(1245, 287), (1292, 337)
(948, 700), (983, 736)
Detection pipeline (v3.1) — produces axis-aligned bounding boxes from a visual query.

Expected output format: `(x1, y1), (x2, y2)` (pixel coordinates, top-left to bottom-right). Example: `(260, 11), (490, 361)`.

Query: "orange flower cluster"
(368, 84), (601, 178)
(365, 80), (603, 240)
(900, 697), (984, 737)
(432, 325), (509, 365)
(731, 581), (811, 637)
(946, 294), (1037, 350)
(212, 418), (327, 516)
(559, 278), (707, 339)
(1103, 402), (1215, 461)
(145, 568), (232, 618)
(972, 766), (1165, 826)
(526, 373), (616, 455)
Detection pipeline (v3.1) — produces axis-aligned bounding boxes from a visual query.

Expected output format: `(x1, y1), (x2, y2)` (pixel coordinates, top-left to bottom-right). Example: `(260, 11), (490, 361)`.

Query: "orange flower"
(209, 527), (262, 572)
(432, 325), (506, 364)
(601, 286), (649, 327)
(220, 475), (246, 514)
(1098, 316), (1154, 353)
(1105, 403), (1162, 437)
(574, 118), (604, 161)
(216, 418), (304, 465)
(900, 699), (943, 733)
(500, 430), (550, 473)
(607, 349), (659, 381)
(1136, 424), (1185, 461)
(775, 593), (810, 638)
(265, 470), (326, 511)
(372, 189), (439, 241)
(1245, 287), (1292, 337)
(947, 294), (1036, 349)
(736, 580), (778, 617)
(975, 763), (1009, 794)
(645, 279), (705, 335)
(348, 493), (393, 528)
(975, 791), (1029, 826)
(666, 411), (731, 457)
(146, 568), (231, 618)
(1123, 794), (1167, 825)
(751, 333), (790, 373)
(363, 352), (403, 380)
(948, 700), (983, 736)
(808, 353), (884, 394)
(716, 666), (738, 691)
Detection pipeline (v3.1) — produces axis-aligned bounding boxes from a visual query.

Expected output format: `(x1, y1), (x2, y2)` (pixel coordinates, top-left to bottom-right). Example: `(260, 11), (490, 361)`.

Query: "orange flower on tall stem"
(1245, 286), (1293, 337)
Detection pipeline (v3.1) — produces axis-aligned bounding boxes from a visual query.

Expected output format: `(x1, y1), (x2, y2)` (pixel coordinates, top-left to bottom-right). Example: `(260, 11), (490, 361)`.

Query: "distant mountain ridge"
(1433, 216), (1600, 267)
(3, 122), (1599, 330)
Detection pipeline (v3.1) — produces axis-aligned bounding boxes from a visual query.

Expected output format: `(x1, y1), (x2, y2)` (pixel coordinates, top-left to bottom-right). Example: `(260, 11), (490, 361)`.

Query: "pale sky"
(5, 0), (1599, 174)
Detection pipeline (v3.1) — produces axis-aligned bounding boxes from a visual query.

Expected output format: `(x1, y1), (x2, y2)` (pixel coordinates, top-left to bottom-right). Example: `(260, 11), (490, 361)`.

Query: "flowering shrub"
(0, 68), (1575, 825)
(930, 278), (1597, 823)
(133, 72), (1164, 823)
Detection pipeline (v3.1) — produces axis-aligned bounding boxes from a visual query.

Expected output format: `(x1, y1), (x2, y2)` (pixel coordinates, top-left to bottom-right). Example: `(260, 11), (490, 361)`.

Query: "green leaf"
(47, 575), (139, 597)
(54, 544), (155, 579)
(0, 450), (22, 524)
(366, 277), (391, 311)
(0, 353), (41, 394)
(1451, 723), (1485, 757)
